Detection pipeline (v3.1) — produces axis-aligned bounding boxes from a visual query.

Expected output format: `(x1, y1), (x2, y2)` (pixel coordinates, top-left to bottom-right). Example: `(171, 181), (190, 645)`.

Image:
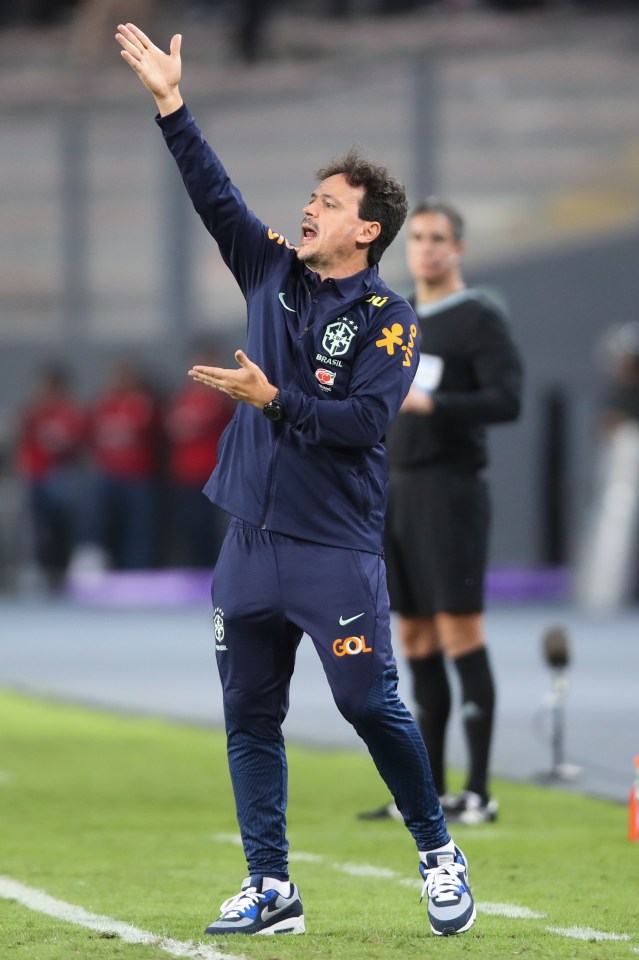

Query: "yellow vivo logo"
(376, 323), (404, 355)
(267, 228), (296, 251)
(401, 323), (418, 367)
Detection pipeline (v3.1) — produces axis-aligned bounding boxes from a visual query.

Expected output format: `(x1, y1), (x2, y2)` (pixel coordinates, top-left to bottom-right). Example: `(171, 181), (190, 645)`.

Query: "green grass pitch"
(0, 688), (637, 960)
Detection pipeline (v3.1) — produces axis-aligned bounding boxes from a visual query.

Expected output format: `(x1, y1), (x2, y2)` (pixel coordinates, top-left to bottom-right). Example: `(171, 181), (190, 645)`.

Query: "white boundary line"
(2, 843), (635, 954)
(0, 877), (244, 960)
(213, 833), (546, 915)
(546, 926), (631, 942)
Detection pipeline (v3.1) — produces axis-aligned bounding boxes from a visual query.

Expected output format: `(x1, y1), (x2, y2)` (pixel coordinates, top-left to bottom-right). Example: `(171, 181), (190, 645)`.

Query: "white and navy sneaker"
(442, 790), (499, 825)
(419, 845), (476, 936)
(204, 876), (305, 936)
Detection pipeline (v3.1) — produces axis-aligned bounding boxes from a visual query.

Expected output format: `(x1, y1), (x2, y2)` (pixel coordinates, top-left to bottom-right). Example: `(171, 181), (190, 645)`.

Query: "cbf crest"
(322, 317), (357, 358)
(213, 607), (227, 651)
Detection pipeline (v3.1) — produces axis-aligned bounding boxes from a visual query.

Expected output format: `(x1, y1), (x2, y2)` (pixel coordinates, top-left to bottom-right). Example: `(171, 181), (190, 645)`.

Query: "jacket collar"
(303, 263), (380, 300)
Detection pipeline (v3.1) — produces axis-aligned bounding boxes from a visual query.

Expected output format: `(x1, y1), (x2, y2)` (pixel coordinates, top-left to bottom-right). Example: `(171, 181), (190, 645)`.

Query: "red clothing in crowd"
(165, 381), (235, 487)
(90, 387), (161, 478)
(16, 398), (87, 479)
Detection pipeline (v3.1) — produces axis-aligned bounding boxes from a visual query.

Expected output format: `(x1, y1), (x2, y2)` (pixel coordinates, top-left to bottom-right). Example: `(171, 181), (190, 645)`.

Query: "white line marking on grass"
(211, 833), (243, 846)
(477, 902), (546, 920)
(337, 863), (402, 880)
(289, 851), (325, 864)
(546, 926), (631, 942)
(209, 834), (632, 942)
(210, 833), (547, 915)
(0, 877), (245, 960)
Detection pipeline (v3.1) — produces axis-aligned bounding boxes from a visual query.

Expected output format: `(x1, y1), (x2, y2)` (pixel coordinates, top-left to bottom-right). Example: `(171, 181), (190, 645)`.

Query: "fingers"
(116, 35), (143, 63)
(123, 22), (151, 49)
(235, 349), (256, 368)
(115, 23), (157, 65)
(169, 34), (182, 59)
(115, 24), (149, 69)
(189, 371), (220, 391)
(188, 365), (222, 390)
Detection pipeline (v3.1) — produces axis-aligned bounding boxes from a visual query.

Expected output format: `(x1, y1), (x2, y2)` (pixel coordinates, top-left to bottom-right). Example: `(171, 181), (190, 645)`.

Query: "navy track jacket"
(158, 105), (419, 554)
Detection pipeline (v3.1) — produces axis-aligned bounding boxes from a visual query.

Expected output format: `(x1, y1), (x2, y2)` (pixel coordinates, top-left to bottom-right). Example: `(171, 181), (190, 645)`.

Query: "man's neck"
(414, 276), (465, 306)
(316, 261), (369, 283)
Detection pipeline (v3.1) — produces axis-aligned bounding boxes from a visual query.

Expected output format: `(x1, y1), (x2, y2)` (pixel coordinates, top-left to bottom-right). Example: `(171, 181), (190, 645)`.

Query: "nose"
(303, 199), (318, 217)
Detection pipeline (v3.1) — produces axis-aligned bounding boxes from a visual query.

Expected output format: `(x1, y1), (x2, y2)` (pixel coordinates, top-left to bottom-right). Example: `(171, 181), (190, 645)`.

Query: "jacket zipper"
(259, 424), (287, 529)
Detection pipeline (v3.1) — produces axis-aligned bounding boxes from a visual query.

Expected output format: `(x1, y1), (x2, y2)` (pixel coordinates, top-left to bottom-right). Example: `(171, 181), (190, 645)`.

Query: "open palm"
(115, 23), (181, 101)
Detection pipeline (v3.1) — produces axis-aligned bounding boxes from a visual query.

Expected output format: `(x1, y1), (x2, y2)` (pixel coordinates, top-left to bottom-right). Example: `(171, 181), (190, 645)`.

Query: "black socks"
(408, 646), (495, 801)
(407, 652), (450, 797)
(452, 647), (495, 801)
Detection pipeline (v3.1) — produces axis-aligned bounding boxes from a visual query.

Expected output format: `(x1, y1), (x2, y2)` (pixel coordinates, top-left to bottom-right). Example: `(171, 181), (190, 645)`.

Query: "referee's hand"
(400, 388), (435, 414)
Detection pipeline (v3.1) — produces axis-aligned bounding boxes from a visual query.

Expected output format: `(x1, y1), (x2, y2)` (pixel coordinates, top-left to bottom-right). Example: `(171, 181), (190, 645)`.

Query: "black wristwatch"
(263, 389), (286, 422)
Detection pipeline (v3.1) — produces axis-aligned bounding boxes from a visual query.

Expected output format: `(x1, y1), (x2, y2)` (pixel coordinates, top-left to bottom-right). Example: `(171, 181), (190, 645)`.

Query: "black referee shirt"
(385, 289), (523, 471)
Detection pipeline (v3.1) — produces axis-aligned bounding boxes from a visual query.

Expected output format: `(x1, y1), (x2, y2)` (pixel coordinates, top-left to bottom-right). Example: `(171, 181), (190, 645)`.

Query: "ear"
(358, 220), (381, 245)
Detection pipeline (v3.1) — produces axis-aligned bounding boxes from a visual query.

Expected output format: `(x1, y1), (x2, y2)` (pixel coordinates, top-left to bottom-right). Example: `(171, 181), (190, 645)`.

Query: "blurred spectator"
(66, 0), (156, 62)
(14, 363), (87, 591)
(0, 0), (79, 28)
(233, 0), (275, 63)
(574, 321), (639, 610)
(76, 357), (162, 571)
(165, 343), (235, 567)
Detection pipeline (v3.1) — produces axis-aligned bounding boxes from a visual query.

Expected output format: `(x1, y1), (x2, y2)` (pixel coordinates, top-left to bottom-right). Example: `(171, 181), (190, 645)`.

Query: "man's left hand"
(188, 350), (278, 408)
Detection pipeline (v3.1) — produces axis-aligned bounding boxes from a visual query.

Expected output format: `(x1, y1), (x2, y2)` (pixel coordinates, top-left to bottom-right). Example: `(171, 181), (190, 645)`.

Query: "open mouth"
(300, 221), (318, 243)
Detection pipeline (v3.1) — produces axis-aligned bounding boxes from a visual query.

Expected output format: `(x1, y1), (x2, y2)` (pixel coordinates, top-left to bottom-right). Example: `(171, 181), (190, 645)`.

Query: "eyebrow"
(311, 190), (342, 204)
(409, 228), (449, 240)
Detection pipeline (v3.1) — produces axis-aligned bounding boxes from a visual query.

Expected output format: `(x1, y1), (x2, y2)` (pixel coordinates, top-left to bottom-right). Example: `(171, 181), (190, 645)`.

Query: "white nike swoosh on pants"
(339, 613), (365, 626)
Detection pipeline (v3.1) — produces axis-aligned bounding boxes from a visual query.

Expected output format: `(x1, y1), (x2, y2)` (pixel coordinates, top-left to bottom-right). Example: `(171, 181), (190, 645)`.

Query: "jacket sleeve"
(279, 303), (419, 447)
(156, 105), (295, 298)
(432, 308), (523, 425)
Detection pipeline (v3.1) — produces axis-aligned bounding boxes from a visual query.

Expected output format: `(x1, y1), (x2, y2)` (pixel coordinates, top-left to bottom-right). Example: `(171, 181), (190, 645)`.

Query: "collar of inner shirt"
(303, 265), (376, 301)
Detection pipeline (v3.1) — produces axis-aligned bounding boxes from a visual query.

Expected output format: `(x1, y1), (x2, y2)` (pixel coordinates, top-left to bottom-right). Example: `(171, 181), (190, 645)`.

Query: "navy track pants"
(211, 519), (449, 878)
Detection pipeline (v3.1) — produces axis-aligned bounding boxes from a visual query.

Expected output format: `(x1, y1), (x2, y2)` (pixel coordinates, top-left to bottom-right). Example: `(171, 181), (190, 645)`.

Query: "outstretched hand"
(189, 350), (279, 409)
(115, 22), (183, 115)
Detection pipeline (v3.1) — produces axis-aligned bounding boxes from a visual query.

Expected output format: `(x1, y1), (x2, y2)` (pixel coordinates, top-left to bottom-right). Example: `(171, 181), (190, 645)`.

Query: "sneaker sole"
(430, 905), (477, 936)
(206, 914), (306, 936)
(257, 915), (305, 935)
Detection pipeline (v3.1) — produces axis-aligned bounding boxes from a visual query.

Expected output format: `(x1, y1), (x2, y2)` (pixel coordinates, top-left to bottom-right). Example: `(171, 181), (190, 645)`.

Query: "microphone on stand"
(542, 626), (570, 670)
(537, 626), (582, 783)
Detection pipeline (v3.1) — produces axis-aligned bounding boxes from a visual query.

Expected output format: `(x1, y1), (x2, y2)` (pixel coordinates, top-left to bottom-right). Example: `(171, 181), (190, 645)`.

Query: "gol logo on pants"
(332, 635), (372, 657)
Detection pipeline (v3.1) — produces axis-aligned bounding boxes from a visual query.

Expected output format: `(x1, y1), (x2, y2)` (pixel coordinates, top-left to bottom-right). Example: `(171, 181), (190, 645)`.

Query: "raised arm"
(115, 22), (183, 117)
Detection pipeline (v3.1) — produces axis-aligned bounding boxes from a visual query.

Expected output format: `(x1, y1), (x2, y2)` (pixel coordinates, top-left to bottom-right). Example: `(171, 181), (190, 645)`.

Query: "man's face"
(406, 211), (464, 284)
(297, 173), (371, 276)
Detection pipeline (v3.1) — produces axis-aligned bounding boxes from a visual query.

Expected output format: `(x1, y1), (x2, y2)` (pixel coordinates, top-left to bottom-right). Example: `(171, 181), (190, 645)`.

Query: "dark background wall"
(474, 226), (639, 567)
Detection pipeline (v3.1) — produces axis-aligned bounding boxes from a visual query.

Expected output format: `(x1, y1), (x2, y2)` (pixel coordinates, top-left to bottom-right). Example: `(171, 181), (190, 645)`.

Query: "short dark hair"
(316, 147), (408, 266)
(410, 197), (465, 244)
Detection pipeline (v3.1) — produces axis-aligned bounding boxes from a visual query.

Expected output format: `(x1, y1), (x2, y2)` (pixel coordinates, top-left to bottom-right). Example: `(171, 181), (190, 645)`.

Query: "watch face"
(263, 399), (284, 421)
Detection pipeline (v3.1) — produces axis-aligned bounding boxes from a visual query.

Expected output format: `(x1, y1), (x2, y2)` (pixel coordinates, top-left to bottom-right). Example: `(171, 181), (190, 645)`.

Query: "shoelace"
(219, 887), (265, 918)
(420, 861), (466, 904)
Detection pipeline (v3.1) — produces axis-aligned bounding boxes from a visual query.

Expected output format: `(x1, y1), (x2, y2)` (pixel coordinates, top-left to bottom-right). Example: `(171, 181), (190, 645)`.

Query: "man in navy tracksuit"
(116, 21), (476, 938)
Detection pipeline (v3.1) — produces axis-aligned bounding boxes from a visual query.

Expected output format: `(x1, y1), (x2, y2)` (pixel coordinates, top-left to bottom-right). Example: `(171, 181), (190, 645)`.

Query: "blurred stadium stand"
(2, 2), (639, 591)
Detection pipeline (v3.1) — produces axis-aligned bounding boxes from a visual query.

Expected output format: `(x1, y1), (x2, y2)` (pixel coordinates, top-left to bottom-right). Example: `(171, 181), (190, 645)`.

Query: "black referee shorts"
(384, 463), (490, 617)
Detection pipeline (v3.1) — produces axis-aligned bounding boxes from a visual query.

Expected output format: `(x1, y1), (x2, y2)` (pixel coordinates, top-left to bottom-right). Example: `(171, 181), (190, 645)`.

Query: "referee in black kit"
(360, 198), (522, 825)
